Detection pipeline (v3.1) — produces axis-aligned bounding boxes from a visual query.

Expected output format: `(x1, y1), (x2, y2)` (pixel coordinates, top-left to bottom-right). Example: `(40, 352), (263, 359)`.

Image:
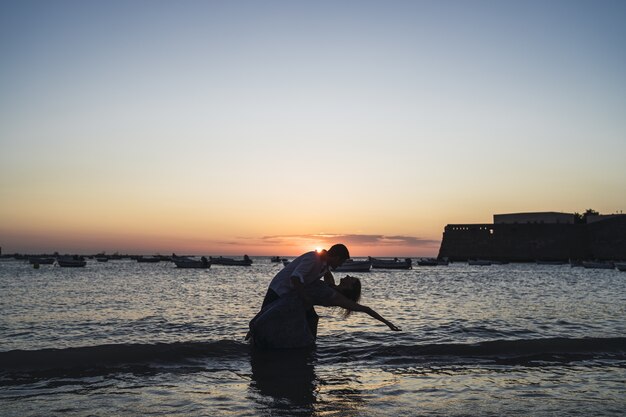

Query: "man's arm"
(323, 270), (336, 288)
(290, 252), (316, 284)
(290, 276), (313, 309)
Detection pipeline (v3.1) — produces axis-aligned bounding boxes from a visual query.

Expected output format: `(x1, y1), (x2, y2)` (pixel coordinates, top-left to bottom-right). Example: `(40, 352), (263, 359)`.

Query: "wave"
(0, 340), (248, 373)
(1, 337), (624, 379)
(321, 336), (626, 366)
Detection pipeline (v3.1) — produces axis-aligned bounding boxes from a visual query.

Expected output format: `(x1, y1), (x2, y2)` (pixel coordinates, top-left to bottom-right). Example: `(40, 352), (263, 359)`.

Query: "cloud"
(256, 233), (438, 247)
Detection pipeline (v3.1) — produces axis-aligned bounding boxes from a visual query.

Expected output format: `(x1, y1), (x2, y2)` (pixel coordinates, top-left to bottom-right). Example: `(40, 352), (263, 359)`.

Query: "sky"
(1, 0), (625, 256)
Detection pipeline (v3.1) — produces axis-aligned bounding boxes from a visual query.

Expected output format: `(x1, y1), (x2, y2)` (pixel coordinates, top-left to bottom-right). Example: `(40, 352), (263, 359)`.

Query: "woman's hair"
(337, 277), (361, 318)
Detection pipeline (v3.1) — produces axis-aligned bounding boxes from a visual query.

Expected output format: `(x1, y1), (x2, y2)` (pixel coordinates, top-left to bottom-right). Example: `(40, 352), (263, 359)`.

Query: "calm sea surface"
(1, 258), (625, 416)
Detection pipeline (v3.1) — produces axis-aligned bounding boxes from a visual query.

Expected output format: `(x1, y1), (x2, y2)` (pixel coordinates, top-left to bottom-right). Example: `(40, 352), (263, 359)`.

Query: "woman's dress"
(248, 281), (336, 349)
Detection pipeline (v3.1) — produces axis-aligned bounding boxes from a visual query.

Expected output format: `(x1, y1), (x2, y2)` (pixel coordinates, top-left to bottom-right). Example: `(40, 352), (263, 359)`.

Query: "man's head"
(326, 243), (350, 268)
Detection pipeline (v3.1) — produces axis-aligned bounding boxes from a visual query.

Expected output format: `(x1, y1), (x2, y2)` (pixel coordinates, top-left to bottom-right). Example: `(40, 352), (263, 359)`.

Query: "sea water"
(1, 258), (625, 416)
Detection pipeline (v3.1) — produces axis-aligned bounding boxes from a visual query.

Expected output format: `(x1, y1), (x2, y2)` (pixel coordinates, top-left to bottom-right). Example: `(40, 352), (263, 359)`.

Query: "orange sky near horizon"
(0, 227), (442, 257)
(1, 195), (621, 257)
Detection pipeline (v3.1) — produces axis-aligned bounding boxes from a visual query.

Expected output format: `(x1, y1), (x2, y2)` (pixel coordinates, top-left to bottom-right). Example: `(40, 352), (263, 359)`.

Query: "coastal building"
(586, 213), (624, 224)
(438, 212), (626, 262)
(493, 212), (575, 224)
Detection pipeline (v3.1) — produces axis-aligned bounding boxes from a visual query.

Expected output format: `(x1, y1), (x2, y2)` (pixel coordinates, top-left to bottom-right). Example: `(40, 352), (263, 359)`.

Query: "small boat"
(582, 261), (615, 270)
(536, 260), (564, 265)
(136, 256), (161, 263)
(28, 257), (55, 265)
(174, 256), (211, 269)
(615, 262), (626, 272)
(95, 257), (109, 262)
(569, 260), (583, 268)
(468, 260), (492, 266)
(210, 255), (253, 266)
(57, 257), (86, 267)
(417, 258), (449, 266)
(334, 259), (372, 272)
(369, 257), (412, 270)
(270, 256), (282, 263)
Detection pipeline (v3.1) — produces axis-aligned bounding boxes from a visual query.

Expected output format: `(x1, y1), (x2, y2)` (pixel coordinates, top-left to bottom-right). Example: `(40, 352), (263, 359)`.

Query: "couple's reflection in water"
(249, 347), (363, 416)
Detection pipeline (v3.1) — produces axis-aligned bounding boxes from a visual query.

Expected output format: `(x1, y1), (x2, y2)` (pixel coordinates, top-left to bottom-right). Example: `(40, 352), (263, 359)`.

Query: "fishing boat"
(536, 260), (567, 265)
(334, 259), (372, 272)
(369, 257), (412, 270)
(56, 257), (86, 267)
(210, 255), (253, 266)
(468, 260), (492, 266)
(136, 256), (161, 263)
(28, 257), (55, 265)
(173, 257), (211, 269)
(582, 261), (615, 270)
(417, 258), (449, 266)
(270, 256), (282, 263)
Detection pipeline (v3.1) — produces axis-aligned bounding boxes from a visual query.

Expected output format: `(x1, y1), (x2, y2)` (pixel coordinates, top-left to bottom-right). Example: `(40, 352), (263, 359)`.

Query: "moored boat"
(210, 255), (253, 266)
(136, 256), (161, 263)
(28, 257), (55, 265)
(174, 256), (211, 269)
(417, 258), (449, 266)
(56, 257), (86, 267)
(334, 259), (372, 272)
(468, 260), (492, 266)
(582, 261), (615, 270)
(369, 257), (412, 270)
(536, 260), (567, 265)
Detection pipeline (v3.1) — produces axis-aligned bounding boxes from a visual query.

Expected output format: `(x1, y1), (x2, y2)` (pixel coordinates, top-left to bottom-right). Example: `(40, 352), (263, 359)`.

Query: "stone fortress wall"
(438, 212), (626, 261)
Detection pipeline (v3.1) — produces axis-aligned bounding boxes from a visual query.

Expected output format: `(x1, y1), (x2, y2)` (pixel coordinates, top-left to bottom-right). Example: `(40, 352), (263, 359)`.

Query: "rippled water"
(1, 258), (625, 416)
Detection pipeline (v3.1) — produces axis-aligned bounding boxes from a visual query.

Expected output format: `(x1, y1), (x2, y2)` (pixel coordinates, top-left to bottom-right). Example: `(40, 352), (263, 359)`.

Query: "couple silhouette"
(247, 244), (400, 349)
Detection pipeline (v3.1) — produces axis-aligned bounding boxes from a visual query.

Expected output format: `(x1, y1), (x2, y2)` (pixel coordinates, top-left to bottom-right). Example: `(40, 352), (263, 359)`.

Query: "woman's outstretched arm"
(329, 293), (401, 331)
